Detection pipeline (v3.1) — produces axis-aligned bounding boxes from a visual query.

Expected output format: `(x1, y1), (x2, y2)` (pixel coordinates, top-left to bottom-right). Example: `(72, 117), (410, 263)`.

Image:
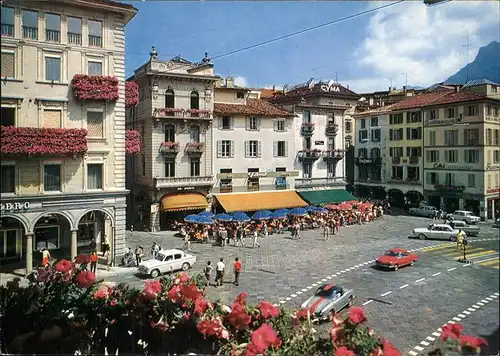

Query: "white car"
(138, 249), (196, 278)
(408, 205), (437, 218)
(412, 224), (461, 241)
(447, 210), (480, 224)
(494, 218), (500, 228)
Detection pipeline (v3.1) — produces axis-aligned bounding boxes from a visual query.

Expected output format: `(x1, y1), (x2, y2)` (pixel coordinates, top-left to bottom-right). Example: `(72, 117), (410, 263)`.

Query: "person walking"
(90, 250), (98, 273)
(135, 245), (144, 266)
(151, 242), (160, 258)
(41, 248), (51, 268)
(104, 246), (111, 271)
(323, 224), (329, 241)
(253, 229), (261, 248)
(233, 257), (242, 286)
(88, 238), (97, 254)
(236, 227), (245, 247)
(457, 229), (465, 249)
(204, 261), (213, 286)
(220, 227), (228, 247)
(215, 258), (225, 287)
(295, 223), (301, 239)
(183, 232), (192, 251)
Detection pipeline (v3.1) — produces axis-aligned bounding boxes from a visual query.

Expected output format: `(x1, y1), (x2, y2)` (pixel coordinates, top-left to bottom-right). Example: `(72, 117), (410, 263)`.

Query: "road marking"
(478, 259), (500, 266)
(336, 272), (341, 275)
(408, 351), (418, 356)
(452, 317), (461, 322)
(414, 345), (424, 351)
(381, 291), (392, 297)
(422, 244), (455, 252)
(471, 305), (480, 309)
(437, 328), (442, 331)
(420, 341), (430, 346)
(301, 288), (308, 292)
(362, 299), (373, 306)
(457, 314), (466, 318)
(285, 297), (292, 301)
(416, 278), (426, 283)
(447, 267), (456, 271)
(426, 336), (435, 342)
(477, 302), (485, 306)
(279, 300), (286, 304)
(399, 284), (409, 289)
(447, 320), (455, 324)
(321, 279), (327, 282)
(290, 294), (297, 298)
(306, 286), (313, 289)
(481, 299), (489, 303)
(296, 291), (302, 295)
(432, 272), (441, 276)
(495, 292), (499, 296)
(463, 250), (498, 259)
(462, 263), (472, 267)
(486, 297), (494, 301)
(432, 332), (441, 337)
(467, 307), (476, 312)
(462, 310), (471, 315)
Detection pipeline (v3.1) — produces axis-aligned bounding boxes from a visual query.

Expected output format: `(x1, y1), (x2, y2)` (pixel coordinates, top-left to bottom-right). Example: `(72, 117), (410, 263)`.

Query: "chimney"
(454, 86), (460, 93)
(226, 76), (234, 88)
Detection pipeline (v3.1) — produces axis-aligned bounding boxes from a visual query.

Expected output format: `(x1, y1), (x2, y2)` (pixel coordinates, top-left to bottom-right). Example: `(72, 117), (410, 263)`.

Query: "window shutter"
(389, 115), (393, 125)
(389, 129), (393, 140)
(436, 151), (440, 162)
(258, 117), (261, 130)
(217, 141), (222, 158)
(245, 141), (249, 157)
(273, 141), (278, 157)
(284, 119), (288, 132)
(258, 141), (262, 157)
(230, 141), (235, 157)
(406, 147), (410, 157)
(230, 117), (234, 130)
(285, 141), (288, 157)
(245, 117), (250, 130)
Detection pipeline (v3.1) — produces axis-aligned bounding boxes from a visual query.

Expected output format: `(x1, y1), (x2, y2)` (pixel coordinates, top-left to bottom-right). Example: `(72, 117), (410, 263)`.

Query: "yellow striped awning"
(215, 191), (307, 213)
(161, 193), (208, 212)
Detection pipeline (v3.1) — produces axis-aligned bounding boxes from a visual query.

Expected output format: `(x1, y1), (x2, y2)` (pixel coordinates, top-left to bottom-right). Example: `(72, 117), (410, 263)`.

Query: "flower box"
(125, 130), (141, 154)
(300, 123), (315, 135)
(0, 126), (88, 156)
(159, 142), (180, 154)
(186, 142), (204, 154)
(71, 74), (119, 102)
(125, 81), (139, 108)
(186, 109), (211, 118)
(154, 108), (185, 117)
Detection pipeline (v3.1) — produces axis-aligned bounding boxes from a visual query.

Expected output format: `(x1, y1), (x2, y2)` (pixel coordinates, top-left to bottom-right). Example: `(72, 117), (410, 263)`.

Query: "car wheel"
(450, 236), (457, 242)
(150, 269), (160, 278)
(181, 262), (190, 271)
(418, 233), (427, 240)
(410, 260), (415, 266)
(410, 211), (415, 215)
(348, 296), (354, 307)
(394, 264), (399, 271)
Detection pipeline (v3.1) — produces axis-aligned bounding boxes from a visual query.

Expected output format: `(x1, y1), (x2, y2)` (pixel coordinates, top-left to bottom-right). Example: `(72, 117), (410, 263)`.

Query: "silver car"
(300, 284), (355, 321)
(412, 224), (460, 241)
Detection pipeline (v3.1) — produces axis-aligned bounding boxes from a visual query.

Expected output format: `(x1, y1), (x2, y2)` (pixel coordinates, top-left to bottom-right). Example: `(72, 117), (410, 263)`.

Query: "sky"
(124, 1), (500, 93)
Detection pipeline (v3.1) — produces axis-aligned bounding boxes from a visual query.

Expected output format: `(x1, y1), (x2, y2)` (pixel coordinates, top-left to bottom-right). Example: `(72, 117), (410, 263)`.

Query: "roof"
(353, 103), (399, 117)
(214, 99), (294, 117)
(387, 90), (486, 111)
(80, 0), (137, 11)
(259, 88), (278, 98)
(463, 78), (500, 88)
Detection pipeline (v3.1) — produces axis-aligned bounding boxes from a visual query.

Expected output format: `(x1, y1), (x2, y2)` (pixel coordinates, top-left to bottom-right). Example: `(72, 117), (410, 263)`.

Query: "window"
(0, 107), (15, 126)
(165, 160), (175, 177)
(407, 111), (422, 123)
(220, 168), (232, 188)
(464, 150), (479, 163)
(444, 173), (455, 186)
(426, 172), (439, 185)
(392, 166), (403, 179)
(371, 148), (381, 159)
(493, 86), (498, 94)
(429, 131), (436, 146)
(303, 110), (311, 123)
(44, 164), (61, 192)
(486, 129), (493, 145)
(407, 166), (419, 181)
(463, 129), (479, 146)
(164, 124), (175, 142)
(1, 7), (15, 37)
(303, 162), (312, 178)
(358, 148), (368, 158)
(190, 91), (199, 110)
(466, 105), (476, 116)
(45, 56), (61, 81)
(370, 117), (378, 126)
(274, 141), (287, 157)
(327, 137), (335, 150)
(426, 150), (439, 162)
(467, 174), (475, 188)
(389, 128), (403, 140)
(447, 108), (455, 118)
(190, 125), (200, 143)
(45, 13), (60, 42)
(1, 52), (15, 78)
(494, 150), (500, 164)
(246, 116), (259, 130)
(445, 150), (458, 163)
(389, 147), (403, 157)
(444, 130), (458, 146)
(88, 60), (102, 75)
(327, 163), (336, 178)
(371, 129), (381, 142)
(218, 140), (233, 158)
(247, 168), (259, 190)
(358, 129), (368, 142)
(190, 158), (200, 177)
(43, 109), (62, 128)
(67, 17), (82, 45)
(221, 116), (231, 130)
(345, 138), (352, 148)
(165, 89), (175, 108)
(429, 110), (437, 120)
(486, 105), (492, 116)
(360, 119), (366, 129)
(493, 129), (499, 146)
(345, 121), (352, 132)
(406, 147), (422, 157)
(304, 137), (311, 150)
(22, 10), (38, 39)
(236, 91), (245, 99)
(245, 140), (260, 158)
(1, 165), (15, 193)
(88, 20), (102, 47)
(87, 163), (103, 189)
(389, 113), (403, 124)
(406, 127), (422, 140)
(87, 111), (104, 137)
(274, 120), (285, 132)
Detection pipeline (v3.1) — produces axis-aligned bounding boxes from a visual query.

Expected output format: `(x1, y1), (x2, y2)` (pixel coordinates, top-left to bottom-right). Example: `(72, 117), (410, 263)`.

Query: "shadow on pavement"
(480, 326), (499, 355)
(258, 268), (276, 274)
(369, 298), (393, 306)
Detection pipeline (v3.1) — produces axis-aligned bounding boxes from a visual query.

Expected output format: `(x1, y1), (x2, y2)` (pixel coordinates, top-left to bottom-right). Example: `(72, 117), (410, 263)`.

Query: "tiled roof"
(388, 90), (485, 110)
(259, 89), (277, 98)
(463, 78), (500, 88)
(423, 91), (486, 107)
(214, 99), (294, 117)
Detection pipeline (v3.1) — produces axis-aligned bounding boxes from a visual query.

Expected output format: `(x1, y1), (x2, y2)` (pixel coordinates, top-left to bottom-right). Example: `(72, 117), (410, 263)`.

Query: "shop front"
(158, 191), (209, 230)
(298, 189), (356, 206)
(214, 190), (307, 213)
(486, 188), (500, 220)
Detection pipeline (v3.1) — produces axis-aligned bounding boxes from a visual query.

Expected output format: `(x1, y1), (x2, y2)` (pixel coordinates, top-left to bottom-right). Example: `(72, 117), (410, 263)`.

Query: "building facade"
(0, 0), (137, 273)
(126, 50), (219, 232)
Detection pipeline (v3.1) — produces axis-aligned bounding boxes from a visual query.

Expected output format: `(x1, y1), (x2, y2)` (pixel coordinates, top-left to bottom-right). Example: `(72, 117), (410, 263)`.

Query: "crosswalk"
(422, 244), (499, 270)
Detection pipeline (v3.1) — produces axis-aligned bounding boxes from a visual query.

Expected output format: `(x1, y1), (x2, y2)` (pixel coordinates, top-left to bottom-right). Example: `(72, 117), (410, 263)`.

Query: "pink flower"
(347, 307), (366, 324)
(227, 303), (251, 330)
(459, 335), (488, 349)
(194, 298), (211, 316)
(440, 323), (464, 341)
(143, 280), (161, 295)
(75, 270), (95, 288)
(246, 323), (282, 355)
(257, 301), (280, 319)
(334, 346), (355, 356)
(54, 259), (72, 273)
(93, 289), (108, 300)
(109, 299), (118, 307)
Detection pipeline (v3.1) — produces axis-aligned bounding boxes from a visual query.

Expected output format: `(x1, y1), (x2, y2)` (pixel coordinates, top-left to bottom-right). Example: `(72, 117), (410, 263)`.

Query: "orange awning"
(161, 193), (208, 212)
(215, 191), (307, 213)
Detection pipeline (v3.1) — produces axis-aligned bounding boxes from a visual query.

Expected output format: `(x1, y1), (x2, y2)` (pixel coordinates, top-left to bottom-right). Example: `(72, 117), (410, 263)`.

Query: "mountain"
(445, 41), (500, 84)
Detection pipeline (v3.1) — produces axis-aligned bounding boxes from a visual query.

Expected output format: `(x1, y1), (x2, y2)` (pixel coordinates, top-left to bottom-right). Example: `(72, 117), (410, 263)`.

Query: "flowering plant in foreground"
(0, 260), (488, 355)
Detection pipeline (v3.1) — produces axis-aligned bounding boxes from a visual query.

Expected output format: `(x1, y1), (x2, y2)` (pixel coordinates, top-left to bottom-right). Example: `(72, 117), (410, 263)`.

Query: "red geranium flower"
(246, 323), (281, 355)
(233, 292), (247, 307)
(334, 346), (356, 356)
(179, 283), (201, 301)
(75, 254), (90, 264)
(93, 289), (108, 300)
(459, 334), (488, 348)
(143, 280), (161, 295)
(167, 285), (182, 304)
(175, 272), (190, 284)
(440, 323), (464, 341)
(227, 303), (251, 330)
(54, 259), (72, 273)
(75, 270), (95, 288)
(381, 340), (401, 356)
(194, 298), (211, 316)
(257, 301), (280, 319)
(295, 308), (308, 319)
(347, 307), (366, 324)
(197, 318), (222, 338)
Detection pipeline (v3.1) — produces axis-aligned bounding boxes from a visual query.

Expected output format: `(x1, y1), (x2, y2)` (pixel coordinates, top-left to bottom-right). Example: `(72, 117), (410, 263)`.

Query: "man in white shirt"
(215, 258), (225, 287)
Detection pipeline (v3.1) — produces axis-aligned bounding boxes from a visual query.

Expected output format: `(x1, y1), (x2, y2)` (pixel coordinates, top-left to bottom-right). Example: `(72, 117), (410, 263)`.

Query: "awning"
(161, 193), (208, 212)
(215, 191), (307, 213)
(297, 189), (356, 205)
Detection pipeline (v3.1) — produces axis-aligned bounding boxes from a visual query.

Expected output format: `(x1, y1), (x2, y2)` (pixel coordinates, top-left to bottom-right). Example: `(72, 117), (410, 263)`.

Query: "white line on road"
(420, 340), (430, 346)
(279, 300), (286, 304)
(408, 351), (418, 356)
(336, 272), (341, 275)
(486, 297), (494, 301)
(416, 278), (426, 283)
(452, 317), (462, 322)
(432, 332), (441, 337)
(426, 336), (435, 342)
(321, 279), (327, 282)
(463, 263), (472, 267)
(290, 294), (297, 298)
(415, 345), (424, 351)
(296, 291), (302, 295)
(399, 284), (409, 289)
(468, 307), (477, 311)
(458, 314), (466, 318)
(477, 301), (485, 306)
(381, 291), (392, 297)
(285, 297), (292, 301)
(301, 288), (308, 292)
(447, 267), (456, 271)
(432, 272), (441, 276)
(462, 310), (471, 315)
(362, 299), (373, 306)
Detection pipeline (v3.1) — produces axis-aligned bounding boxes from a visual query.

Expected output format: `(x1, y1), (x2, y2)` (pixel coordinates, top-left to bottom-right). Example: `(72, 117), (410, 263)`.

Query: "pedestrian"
(323, 224), (329, 241)
(253, 229), (261, 248)
(90, 250), (98, 273)
(88, 237), (97, 254)
(296, 223), (301, 239)
(104, 246), (111, 271)
(204, 261), (213, 286)
(41, 248), (51, 267)
(215, 258), (225, 287)
(221, 227), (228, 247)
(233, 257), (242, 286)
(102, 235), (110, 256)
(236, 228), (245, 247)
(151, 242), (159, 258)
(183, 232), (192, 251)
(457, 229), (465, 249)
(135, 245), (143, 265)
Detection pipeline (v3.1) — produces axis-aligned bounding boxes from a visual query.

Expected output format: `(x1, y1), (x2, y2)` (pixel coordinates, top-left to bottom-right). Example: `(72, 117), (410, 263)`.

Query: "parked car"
(408, 205), (437, 218)
(412, 224), (460, 241)
(449, 220), (480, 237)
(300, 284), (355, 321)
(375, 248), (418, 271)
(138, 249), (196, 278)
(446, 210), (481, 224)
(493, 218), (500, 228)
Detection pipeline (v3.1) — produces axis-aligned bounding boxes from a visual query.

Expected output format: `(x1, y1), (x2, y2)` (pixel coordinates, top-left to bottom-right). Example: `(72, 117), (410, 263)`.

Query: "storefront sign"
(486, 163), (500, 171)
(432, 163), (473, 170)
(357, 158), (373, 164)
(1, 202), (31, 211)
(216, 171), (299, 179)
(486, 188), (500, 194)
(315, 141), (324, 145)
(321, 81), (341, 93)
(177, 187), (195, 191)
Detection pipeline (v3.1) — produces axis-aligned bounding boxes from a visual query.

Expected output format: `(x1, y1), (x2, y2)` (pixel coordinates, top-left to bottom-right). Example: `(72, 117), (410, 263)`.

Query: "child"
(90, 251), (98, 273)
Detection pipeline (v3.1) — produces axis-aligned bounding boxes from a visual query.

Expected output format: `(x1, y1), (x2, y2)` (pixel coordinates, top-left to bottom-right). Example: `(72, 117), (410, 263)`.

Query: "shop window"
(1, 165), (15, 193)
(0, 107), (15, 126)
(43, 164), (61, 192)
(35, 226), (60, 250)
(87, 163), (103, 190)
(220, 168), (232, 192)
(247, 168), (259, 191)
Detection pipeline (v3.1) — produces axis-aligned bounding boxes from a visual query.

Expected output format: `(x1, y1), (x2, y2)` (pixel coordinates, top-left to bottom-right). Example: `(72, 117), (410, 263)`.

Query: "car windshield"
(463, 212), (473, 216)
(315, 286), (339, 297)
(156, 253), (166, 261)
(384, 250), (399, 257)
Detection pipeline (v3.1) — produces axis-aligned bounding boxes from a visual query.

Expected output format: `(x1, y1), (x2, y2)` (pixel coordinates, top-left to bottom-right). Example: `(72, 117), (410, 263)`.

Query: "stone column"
(71, 229), (78, 261)
(25, 233), (33, 275)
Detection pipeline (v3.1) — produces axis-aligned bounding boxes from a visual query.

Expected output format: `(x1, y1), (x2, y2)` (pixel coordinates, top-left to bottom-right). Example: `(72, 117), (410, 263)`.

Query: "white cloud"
(348, 1), (499, 92)
(233, 76), (248, 87)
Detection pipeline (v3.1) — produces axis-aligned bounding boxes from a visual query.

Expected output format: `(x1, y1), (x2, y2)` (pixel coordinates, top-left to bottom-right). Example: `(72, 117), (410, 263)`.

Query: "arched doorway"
(0, 216), (27, 264)
(388, 189), (405, 208)
(76, 210), (115, 254)
(33, 213), (73, 261)
(355, 185), (371, 199)
(371, 186), (387, 201)
(406, 191), (423, 207)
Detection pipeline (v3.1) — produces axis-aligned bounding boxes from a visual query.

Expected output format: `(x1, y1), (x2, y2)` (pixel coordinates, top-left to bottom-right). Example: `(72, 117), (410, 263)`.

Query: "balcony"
(323, 149), (345, 161)
(409, 156), (419, 165)
(300, 123), (315, 136)
(88, 35), (102, 47)
(387, 178), (421, 185)
(434, 184), (466, 193)
(297, 149), (321, 162)
(22, 26), (37, 39)
(325, 123), (339, 136)
(154, 176), (213, 189)
(153, 108), (212, 120)
(45, 29), (60, 42)
(295, 177), (346, 189)
(68, 32), (81, 45)
(355, 157), (382, 165)
(1, 24), (14, 37)
(185, 142), (204, 156)
(159, 142), (179, 156)
(211, 183), (290, 194)
(392, 157), (401, 164)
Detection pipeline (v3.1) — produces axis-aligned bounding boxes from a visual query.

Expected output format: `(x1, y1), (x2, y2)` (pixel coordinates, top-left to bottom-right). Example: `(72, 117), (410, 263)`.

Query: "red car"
(375, 248), (418, 271)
